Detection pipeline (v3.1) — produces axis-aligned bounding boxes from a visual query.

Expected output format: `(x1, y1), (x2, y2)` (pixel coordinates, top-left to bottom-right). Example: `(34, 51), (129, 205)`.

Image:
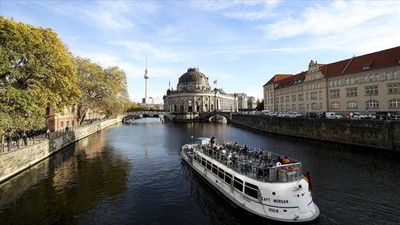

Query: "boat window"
(201, 158), (206, 167)
(196, 155), (202, 163)
(224, 172), (232, 184)
(212, 164), (218, 175)
(245, 182), (258, 199)
(206, 160), (212, 171)
(218, 168), (225, 179)
(234, 177), (243, 192)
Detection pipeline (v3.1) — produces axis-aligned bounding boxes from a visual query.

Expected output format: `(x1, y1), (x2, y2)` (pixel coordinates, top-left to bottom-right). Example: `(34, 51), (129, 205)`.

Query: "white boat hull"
(180, 144), (319, 223)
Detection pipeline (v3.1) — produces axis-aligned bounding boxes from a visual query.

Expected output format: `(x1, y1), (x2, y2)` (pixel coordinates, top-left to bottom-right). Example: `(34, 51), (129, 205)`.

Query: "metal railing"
(194, 140), (302, 183)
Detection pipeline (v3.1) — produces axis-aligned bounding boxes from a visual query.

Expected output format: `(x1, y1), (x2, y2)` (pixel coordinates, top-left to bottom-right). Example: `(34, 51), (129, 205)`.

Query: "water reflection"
(1, 118), (400, 225)
(0, 130), (131, 225)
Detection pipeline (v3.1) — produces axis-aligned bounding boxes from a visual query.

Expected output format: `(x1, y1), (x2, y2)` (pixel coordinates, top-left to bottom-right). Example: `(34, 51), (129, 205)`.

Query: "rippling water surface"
(1, 118), (400, 225)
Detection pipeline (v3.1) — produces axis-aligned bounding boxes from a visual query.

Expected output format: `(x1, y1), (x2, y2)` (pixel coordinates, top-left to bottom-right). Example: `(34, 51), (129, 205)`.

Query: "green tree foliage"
(125, 101), (142, 112)
(72, 56), (129, 124)
(256, 99), (264, 111)
(0, 17), (81, 134)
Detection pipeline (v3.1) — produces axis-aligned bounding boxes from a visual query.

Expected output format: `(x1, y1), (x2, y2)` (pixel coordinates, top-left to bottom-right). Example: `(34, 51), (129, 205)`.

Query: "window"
(292, 104), (296, 110)
(330, 90), (340, 98)
(375, 74), (380, 81)
(298, 94), (303, 101)
(394, 71), (398, 79)
(331, 102), (340, 109)
(311, 103), (319, 110)
(233, 177), (243, 192)
(212, 164), (218, 175)
(224, 172), (232, 184)
(346, 88), (357, 97)
(365, 86), (378, 95)
(366, 100), (379, 109)
(355, 77), (359, 84)
(206, 160), (212, 170)
(245, 182), (259, 199)
(299, 104), (304, 110)
(306, 93), (309, 100)
(347, 101), (358, 109)
(350, 77), (354, 84)
(364, 75), (368, 83)
(292, 95), (296, 102)
(369, 74), (373, 82)
(218, 168), (225, 179)
(201, 158), (206, 167)
(72, 121), (75, 126)
(286, 96), (290, 102)
(386, 72), (391, 80)
(311, 92), (317, 100)
(60, 121), (64, 128)
(345, 78), (349, 85)
(319, 91), (323, 99)
(389, 99), (400, 108)
(388, 83), (400, 94)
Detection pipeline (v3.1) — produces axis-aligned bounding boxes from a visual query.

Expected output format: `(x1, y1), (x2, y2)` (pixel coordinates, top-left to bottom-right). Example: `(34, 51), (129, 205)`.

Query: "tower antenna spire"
(144, 52), (149, 103)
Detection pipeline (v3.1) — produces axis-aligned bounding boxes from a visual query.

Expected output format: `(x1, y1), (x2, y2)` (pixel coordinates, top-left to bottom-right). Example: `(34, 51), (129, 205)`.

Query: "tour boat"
(180, 137), (319, 223)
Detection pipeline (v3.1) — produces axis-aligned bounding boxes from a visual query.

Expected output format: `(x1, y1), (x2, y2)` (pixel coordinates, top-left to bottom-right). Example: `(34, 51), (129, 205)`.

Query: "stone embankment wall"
(0, 117), (122, 183)
(229, 114), (400, 151)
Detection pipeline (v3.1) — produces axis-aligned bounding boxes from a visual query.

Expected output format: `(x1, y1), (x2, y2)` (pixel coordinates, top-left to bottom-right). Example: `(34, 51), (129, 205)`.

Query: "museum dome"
(177, 67), (210, 91)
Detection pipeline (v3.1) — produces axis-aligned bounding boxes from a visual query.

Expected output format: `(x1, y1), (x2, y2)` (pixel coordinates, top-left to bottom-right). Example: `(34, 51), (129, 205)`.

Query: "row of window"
(194, 154), (259, 199)
(275, 83), (400, 104)
(329, 71), (399, 88)
(275, 99), (400, 111)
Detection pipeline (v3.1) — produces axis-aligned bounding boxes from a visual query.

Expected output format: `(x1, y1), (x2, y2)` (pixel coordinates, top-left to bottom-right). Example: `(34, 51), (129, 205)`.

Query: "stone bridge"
(122, 110), (167, 122)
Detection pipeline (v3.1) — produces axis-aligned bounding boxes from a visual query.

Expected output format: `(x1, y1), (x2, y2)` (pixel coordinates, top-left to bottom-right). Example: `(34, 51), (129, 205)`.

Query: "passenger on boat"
(275, 156), (283, 166)
(283, 156), (290, 164)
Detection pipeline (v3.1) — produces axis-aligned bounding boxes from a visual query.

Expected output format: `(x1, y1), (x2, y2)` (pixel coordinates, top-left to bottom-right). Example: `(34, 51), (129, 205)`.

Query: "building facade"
(47, 105), (78, 132)
(164, 68), (237, 114)
(264, 46), (400, 115)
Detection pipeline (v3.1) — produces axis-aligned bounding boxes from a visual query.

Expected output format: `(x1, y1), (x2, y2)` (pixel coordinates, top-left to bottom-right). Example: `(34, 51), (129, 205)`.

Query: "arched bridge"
(122, 110), (167, 122)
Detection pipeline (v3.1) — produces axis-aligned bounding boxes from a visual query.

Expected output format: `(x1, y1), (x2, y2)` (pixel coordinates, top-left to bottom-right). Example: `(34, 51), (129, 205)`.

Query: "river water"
(1, 118), (400, 225)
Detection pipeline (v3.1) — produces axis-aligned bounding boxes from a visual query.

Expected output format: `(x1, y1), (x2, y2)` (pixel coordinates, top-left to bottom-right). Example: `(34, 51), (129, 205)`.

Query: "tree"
(0, 17), (81, 135)
(72, 56), (129, 124)
(256, 99), (264, 111)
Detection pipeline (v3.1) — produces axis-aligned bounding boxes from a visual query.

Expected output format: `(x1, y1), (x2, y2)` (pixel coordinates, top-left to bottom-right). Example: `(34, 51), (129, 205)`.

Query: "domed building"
(164, 67), (237, 121)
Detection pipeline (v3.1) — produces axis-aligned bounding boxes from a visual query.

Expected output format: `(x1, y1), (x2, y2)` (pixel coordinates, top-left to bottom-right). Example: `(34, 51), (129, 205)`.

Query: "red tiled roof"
(276, 71), (307, 89)
(263, 74), (293, 86)
(321, 46), (400, 77)
(271, 46), (400, 90)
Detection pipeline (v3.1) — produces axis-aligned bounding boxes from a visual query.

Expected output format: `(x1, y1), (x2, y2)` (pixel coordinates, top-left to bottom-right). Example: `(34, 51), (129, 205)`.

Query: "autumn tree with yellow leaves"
(0, 17), (81, 134)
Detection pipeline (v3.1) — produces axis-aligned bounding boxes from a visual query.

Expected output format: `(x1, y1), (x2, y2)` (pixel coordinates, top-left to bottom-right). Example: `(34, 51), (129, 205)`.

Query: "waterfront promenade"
(0, 117), (123, 183)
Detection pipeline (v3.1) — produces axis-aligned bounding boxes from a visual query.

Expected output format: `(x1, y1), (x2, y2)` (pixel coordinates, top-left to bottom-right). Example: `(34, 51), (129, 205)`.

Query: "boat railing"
(196, 141), (302, 183)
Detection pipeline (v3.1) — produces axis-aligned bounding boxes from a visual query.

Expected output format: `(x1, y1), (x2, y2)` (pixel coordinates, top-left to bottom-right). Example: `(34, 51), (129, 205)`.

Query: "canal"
(1, 118), (400, 225)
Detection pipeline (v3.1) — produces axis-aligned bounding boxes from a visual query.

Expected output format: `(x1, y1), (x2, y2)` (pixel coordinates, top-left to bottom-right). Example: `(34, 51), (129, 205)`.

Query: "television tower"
(144, 53), (149, 103)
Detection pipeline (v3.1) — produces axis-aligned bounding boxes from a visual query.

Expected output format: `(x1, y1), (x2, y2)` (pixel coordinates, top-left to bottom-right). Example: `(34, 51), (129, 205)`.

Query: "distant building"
(263, 46), (400, 115)
(236, 93), (248, 110)
(163, 68), (237, 114)
(247, 96), (256, 110)
(47, 105), (78, 131)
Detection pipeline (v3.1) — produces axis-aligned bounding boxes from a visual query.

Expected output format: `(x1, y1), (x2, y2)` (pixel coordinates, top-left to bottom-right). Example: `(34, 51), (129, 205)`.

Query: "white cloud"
(260, 1), (399, 39)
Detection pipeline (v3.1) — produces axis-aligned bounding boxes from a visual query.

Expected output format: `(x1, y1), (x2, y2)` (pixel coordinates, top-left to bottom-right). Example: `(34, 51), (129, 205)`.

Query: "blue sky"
(1, 0), (400, 103)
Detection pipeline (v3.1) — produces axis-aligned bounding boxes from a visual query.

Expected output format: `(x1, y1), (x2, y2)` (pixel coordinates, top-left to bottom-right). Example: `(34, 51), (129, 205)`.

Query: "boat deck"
(187, 140), (302, 183)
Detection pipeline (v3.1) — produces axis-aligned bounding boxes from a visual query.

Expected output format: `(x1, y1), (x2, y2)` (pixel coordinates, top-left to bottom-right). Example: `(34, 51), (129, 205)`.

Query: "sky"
(1, 0), (400, 103)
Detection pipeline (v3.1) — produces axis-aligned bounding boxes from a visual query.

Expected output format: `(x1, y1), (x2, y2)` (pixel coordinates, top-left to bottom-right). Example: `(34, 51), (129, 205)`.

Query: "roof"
(263, 74), (293, 86)
(321, 46), (400, 77)
(270, 46), (400, 90)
